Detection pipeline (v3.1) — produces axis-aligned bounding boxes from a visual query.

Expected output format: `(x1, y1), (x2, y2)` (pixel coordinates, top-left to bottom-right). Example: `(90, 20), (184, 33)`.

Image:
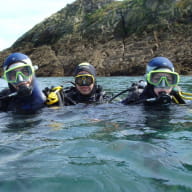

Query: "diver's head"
(3, 52), (38, 96)
(74, 62), (96, 95)
(146, 56), (175, 73)
(145, 57), (180, 96)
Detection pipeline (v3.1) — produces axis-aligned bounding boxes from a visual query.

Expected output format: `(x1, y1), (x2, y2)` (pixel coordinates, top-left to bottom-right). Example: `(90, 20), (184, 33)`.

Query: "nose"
(158, 79), (168, 88)
(17, 74), (24, 82)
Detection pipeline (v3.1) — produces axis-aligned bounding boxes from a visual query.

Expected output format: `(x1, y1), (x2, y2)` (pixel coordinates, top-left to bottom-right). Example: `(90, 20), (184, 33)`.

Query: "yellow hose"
(178, 91), (192, 100)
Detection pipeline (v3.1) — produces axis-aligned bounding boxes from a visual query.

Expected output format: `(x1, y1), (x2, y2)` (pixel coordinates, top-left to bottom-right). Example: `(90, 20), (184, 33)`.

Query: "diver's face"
(75, 71), (94, 95)
(4, 64), (34, 91)
(8, 66), (33, 91)
(11, 75), (33, 97)
(76, 84), (94, 95)
(11, 76), (33, 91)
(5, 64), (34, 96)
(148, 70), (176, 96)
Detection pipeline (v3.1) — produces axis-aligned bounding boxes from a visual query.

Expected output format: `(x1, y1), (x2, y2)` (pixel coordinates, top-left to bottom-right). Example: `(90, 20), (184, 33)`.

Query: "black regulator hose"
(108, 87), (134, 102)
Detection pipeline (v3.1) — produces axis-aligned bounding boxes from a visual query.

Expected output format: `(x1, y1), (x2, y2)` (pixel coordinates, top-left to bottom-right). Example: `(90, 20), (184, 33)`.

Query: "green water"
(0, 76), (192, 192)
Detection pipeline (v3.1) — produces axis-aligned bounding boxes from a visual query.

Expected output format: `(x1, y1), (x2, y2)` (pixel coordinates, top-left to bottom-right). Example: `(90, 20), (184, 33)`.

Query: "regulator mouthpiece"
(17, 84), (32, 97)
(157, 92), (172, 105)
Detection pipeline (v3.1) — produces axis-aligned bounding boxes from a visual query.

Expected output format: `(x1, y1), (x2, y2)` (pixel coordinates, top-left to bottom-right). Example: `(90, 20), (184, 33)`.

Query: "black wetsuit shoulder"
(63, 85), (109, 106)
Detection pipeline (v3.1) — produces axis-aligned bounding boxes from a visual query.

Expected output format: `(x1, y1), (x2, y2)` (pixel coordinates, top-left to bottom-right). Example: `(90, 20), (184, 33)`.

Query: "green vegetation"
(12, 0), (192, 48)
(85, 1), (122, 23)
(85, 0), (192, 35)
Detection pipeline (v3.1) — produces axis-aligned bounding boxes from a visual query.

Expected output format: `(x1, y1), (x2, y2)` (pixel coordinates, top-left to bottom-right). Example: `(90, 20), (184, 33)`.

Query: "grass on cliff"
(85, 0), (192, 33)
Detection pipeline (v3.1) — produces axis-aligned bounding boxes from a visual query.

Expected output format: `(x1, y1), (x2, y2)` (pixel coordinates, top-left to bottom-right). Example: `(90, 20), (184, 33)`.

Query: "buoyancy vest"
(63, 85), (108, 105)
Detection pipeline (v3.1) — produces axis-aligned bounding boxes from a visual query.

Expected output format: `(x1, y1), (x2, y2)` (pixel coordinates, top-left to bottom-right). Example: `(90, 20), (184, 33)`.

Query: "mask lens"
(75, 75), (94, 86)
(148, 71), (179, 87)
(4, 65), (33, 83)
(20, 66), (32, 76)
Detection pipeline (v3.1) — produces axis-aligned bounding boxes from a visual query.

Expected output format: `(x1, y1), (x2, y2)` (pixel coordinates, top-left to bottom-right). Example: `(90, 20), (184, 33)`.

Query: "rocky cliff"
(0, 0), (192, 76)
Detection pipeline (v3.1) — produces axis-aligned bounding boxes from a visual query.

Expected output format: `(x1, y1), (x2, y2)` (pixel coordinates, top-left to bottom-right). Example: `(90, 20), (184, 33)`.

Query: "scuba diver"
(61, 62), (109, 105)
(121, 56), (186, 105)
(0, 52), (46, 113)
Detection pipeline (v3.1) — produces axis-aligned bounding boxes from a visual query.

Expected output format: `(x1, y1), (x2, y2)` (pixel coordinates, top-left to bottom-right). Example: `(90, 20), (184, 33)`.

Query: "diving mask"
(146, 70), (180, 87)
(4, 64), (34, 84)
(75, 74), (94, 86)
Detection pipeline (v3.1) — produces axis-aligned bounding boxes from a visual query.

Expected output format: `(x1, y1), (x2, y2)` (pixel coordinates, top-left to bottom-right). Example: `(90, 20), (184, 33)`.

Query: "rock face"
(0, 0), (192, 76)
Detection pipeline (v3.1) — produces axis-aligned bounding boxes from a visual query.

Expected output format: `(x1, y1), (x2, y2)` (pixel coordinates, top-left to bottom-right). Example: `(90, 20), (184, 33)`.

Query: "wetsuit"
(0, 80), (46, 113)
(63, 84), (109, 105)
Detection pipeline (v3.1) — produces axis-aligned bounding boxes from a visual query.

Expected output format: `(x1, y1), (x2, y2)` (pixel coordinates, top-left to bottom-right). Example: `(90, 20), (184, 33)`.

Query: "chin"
(80, 91), (91, 95)
(156, 91), (170, 96)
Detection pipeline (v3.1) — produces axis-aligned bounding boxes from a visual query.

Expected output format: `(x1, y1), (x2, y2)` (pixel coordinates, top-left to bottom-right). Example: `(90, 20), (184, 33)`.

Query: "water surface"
(0, 76), (192, 192)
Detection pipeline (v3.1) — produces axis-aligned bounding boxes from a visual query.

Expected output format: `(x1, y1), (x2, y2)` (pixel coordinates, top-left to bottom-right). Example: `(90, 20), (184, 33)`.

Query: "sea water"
(0, 76), (192, 192)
